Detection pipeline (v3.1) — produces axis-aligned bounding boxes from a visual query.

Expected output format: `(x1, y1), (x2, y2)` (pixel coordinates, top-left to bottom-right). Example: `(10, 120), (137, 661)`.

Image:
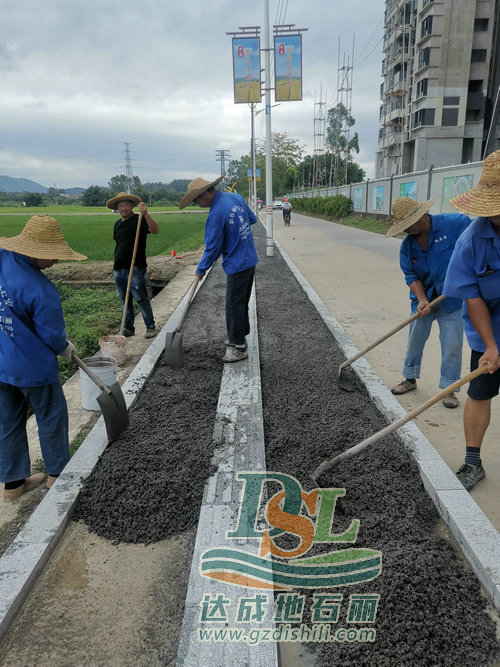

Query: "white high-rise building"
(376, 0), (500, 177)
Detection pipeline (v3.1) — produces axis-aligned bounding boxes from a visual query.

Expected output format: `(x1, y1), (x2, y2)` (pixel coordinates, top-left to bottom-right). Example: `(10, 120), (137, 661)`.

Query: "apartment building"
(376, 0), (500, 177)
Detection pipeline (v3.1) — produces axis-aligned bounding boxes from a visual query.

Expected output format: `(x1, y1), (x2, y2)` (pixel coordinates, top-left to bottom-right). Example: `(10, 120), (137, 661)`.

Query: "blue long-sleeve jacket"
(0, 250), (67, 386)
(196, 191), (258, 276)
(399, 212), (471, 313)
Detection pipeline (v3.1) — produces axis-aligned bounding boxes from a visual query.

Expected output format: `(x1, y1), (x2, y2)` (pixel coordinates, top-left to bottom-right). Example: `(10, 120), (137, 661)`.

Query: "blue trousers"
(225, 267), (255, 345)
(402, 304), (464, 389)
(0, 382), (70, 483)
(114, 266), (155, 331)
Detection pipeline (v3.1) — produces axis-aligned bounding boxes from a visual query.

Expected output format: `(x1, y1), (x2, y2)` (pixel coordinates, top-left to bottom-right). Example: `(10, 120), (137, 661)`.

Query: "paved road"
(270, 210), (500, 532)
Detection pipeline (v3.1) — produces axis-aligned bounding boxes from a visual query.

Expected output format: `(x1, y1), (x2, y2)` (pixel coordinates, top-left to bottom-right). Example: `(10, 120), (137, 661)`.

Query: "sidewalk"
(271, 211), (500, 532)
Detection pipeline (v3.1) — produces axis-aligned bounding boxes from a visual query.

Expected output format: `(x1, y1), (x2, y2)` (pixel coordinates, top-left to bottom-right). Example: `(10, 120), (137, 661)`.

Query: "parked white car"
(273, 200), (283, 209)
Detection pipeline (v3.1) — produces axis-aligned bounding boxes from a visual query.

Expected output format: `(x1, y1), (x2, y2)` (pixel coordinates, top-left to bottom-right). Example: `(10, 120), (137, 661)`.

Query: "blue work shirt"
(443, 217), (500, 352)
(197, 191), (258, 276)
(399, 212), (471, 313)
(0, 250), (67, 386)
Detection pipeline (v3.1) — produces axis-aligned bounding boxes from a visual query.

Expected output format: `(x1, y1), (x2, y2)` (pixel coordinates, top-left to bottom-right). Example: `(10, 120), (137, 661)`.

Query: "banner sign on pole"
(232, 37), (261, 104)
(274, 34), (302, 102)
(247, 168), (262, 182)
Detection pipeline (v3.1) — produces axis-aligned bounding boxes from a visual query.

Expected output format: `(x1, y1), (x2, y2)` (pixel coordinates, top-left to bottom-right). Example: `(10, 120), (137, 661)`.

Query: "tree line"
(227, 103), (365, 199)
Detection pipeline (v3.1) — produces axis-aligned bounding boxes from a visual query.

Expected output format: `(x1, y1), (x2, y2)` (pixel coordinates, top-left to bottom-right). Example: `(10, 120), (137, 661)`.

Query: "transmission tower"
(312, 86), (327, 190)
(215, 149), (231, 184)
(123, 142), (135, 194)
(330, 36), (355, 187)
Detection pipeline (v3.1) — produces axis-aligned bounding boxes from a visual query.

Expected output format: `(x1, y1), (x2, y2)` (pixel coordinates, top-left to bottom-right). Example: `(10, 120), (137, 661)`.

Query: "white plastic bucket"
(79, 355), (117, 411)
(99, 334), (127, 365)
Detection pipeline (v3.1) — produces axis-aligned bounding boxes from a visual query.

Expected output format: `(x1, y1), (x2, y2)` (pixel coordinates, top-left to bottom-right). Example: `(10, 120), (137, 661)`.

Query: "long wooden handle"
(71, 352), (112, 395)
(315, 362), (494, 478)
(175, 278), (199, 332)
(338, 294), (446, 373)
(119, 211), (143, 335)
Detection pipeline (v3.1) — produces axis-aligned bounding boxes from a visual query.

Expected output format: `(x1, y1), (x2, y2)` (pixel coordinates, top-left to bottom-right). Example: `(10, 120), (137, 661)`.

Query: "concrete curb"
(0, 279), (204, 644)
(176, 287), (278, 666)
(274, 238), (500, 613)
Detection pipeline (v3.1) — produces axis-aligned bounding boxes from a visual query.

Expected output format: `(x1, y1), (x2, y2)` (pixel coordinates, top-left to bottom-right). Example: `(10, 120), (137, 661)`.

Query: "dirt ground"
(44, 251), (202, 284)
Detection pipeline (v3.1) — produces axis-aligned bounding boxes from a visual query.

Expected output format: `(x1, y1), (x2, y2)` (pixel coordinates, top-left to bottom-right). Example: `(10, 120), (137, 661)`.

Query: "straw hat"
(0, 215), (86, 261)
(106, 192), (141, 210)
(450, 149), (500, 217)
(386, 197), (435, 238)
(178, 176), (223, 209)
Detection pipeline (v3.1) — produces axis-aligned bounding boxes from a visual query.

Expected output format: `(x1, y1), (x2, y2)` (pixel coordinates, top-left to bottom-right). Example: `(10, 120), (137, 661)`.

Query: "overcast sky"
(1, 0), (384, 189)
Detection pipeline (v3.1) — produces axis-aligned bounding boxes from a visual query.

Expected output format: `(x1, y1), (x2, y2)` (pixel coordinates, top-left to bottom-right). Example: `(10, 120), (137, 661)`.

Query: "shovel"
(313, 361), (494, 482)
(164, 277), (199, 367)
(337, 294), (446, 391)
(72, 352), (129, 442)
(119, 212), (143, 336)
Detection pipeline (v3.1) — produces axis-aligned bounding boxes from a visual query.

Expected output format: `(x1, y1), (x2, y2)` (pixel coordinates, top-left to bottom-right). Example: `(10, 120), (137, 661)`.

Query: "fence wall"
(292, 161), (484, 216)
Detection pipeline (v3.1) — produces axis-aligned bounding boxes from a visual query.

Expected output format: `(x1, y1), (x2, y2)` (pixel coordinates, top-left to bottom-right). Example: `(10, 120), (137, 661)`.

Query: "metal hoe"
(72, 352), (129, 442)
(164, 278), (199, 367)
(337, 294), (446, 391)
(313, 361), (495, 482)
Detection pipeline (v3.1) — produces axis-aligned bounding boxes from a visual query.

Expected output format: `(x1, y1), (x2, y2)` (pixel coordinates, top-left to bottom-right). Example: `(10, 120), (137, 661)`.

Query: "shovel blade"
(337, 365), (357, 393)
(96, 382), (129, 442)
(164, 331), (185, 367)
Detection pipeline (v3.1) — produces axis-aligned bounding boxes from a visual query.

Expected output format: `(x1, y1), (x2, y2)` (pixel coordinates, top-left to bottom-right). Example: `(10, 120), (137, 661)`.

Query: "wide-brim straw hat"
(0, 215), (86, 261)
(178, 176), (223, 209)
(386, 197), (435, 237)
(106, 192), (141, 210)
(450, 149), (500, 217)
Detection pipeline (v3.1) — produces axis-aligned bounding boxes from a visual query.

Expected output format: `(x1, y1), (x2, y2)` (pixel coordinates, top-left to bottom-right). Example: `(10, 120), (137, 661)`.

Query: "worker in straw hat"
(443, 149), (500, 490)
(105, 192), (159, 339)
(179, 176), (258, 363)
(0, 215), (86, 501)
(386, 197), (471, 407)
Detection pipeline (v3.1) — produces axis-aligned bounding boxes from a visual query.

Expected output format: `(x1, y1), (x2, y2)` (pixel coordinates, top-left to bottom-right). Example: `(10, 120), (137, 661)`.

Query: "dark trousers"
(0, 382), (69, 483)
(225, 266), (255, 346)
(114, 266), (155, 331)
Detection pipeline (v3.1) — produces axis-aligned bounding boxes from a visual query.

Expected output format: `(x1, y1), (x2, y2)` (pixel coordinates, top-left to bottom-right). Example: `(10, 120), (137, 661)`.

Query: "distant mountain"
(64, 187), (85, 194)
(0, 175), (48, 193)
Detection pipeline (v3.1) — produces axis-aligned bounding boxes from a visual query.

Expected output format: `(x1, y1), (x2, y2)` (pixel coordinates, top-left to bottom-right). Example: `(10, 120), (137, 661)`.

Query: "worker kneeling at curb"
(0, 216), (86, 502)
(444, 149), (500, 491)
(179, 177), (258, 363)
(386, 197), (471, 408)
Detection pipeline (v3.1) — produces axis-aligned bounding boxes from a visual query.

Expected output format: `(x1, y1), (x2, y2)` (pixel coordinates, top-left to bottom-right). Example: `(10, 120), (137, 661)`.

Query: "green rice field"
(0, 213), (206, 261)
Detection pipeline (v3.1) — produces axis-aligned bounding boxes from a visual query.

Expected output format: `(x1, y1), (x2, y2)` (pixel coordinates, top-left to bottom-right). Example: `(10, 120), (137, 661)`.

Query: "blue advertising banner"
(232, 37), (261, 104)
(274, 34), (303, 102)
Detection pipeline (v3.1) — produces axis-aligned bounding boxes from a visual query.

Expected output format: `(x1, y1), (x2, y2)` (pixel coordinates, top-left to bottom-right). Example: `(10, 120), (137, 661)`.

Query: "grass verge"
(56, 283), (123, 384)
(294, 211), (397, 236)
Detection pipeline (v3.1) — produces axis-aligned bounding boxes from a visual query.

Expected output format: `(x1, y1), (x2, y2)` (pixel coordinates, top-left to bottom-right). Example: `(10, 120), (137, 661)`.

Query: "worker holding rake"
(0, 216), (86, 501)
(386, 197), (470, 408)
(444, 149), (500, 491)
(179, 177), (258, 363)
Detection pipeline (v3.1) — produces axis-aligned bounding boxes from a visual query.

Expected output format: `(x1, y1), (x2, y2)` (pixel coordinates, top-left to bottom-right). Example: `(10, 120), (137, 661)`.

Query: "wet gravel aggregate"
(73, 223), (498, 665)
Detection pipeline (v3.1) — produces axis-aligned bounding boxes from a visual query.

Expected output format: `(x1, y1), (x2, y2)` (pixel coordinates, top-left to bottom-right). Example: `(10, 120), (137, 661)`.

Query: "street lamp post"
(264, 0), (273, 257)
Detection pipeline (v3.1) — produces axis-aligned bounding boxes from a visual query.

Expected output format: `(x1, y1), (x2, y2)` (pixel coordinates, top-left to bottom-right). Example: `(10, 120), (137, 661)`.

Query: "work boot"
(123, 327), (135, 337)
(456, 463), (485, 491)
(144, 329), (157, 339)
(3, 473), (45, 502)
(223, 345), (248, 363)
(391, 379), (417, 395)
(443, 392), (459, 409)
